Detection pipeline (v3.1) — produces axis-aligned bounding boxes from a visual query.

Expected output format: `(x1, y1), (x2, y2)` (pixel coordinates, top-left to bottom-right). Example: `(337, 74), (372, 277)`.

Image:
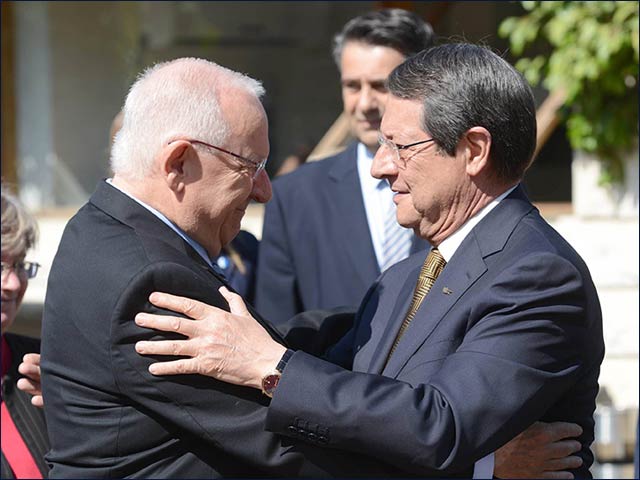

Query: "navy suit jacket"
(255, 143), (427, 325)
(40, 181), (411, 478)
(266, 186), (604, 478)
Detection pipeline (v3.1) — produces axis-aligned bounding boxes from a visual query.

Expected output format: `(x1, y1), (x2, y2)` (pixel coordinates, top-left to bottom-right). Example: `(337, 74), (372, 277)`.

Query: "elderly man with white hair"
(40, 58), (350, 478)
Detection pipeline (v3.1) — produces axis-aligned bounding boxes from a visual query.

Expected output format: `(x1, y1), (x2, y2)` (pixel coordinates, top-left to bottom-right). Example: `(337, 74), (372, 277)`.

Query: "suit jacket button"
(288, 426), (297, 434)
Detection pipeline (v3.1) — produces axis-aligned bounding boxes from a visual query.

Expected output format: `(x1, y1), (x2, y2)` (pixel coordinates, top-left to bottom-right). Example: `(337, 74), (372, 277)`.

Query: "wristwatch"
(261, 349), (294, 398)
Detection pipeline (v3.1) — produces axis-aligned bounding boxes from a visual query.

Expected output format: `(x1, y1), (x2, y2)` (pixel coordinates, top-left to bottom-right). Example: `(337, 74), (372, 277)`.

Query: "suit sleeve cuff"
(265, 351), (334, 445)
(472, 453), (494, 479)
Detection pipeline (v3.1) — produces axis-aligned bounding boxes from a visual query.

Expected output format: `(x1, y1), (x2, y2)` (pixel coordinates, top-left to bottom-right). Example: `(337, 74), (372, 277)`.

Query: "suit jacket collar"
(89, 180), (224, 281)
(472, 185), (535, 257)
(324, 143), (380, 285)
(327, 142), (359, 182)
(379, 185), (535, 376)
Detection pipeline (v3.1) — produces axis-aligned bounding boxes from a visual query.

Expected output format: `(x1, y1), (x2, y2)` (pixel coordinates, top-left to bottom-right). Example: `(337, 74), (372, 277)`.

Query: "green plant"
(499, 1), (639, 185)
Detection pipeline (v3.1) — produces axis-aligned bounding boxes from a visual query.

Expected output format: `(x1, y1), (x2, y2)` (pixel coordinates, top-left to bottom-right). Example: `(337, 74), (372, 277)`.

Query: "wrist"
(260, 347), (294, 398)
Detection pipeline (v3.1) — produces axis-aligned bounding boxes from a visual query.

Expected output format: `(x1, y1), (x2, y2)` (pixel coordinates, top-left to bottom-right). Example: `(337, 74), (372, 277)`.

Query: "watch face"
(262, 373), (280, 397)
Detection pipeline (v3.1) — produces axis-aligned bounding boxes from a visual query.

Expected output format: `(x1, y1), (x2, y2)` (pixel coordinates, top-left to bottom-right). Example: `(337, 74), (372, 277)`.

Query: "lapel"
(381, 239), (487, 377)
(326, 143), (379, 286)
(366, 254), (426, 374)
(379, 185), (536, 377)
(89, 180), (226, 283)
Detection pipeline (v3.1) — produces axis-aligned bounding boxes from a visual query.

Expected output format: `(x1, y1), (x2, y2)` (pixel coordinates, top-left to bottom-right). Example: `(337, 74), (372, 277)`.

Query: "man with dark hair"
(135, 43), (603, 478)
(255, 9), (432, 325)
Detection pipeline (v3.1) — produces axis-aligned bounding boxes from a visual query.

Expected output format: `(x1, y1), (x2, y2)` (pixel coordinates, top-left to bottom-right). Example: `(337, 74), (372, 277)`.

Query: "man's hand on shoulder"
(134, 287), (286, 390)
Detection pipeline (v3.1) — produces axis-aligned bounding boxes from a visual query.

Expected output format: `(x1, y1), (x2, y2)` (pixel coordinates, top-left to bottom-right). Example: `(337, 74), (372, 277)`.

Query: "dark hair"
(332, 9), (435, 67)
(387, 43), (537, 182)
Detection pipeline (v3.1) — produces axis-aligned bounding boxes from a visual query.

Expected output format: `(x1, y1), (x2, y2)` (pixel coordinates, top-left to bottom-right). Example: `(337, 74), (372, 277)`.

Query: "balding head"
(110, 58), (264, 180)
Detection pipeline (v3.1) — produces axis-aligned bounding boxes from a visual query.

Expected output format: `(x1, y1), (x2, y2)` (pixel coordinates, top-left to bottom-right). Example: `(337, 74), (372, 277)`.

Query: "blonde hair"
(1, 184), (38, 258)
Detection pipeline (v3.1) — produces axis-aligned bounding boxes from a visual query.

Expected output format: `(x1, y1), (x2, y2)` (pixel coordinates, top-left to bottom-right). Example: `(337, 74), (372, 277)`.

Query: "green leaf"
(502, 0), (639, 185)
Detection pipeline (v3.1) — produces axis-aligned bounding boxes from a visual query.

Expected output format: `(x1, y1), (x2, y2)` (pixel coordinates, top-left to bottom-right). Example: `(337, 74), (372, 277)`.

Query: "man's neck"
(108, 177), (221, 265)
(111, 174), (145, 201)
(430, 183), (518, 249)
(112, 175), (176, 220)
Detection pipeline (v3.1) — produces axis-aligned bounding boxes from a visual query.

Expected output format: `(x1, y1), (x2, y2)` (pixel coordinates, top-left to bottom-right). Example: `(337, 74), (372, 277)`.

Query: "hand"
(495, 421), (583, 479)
(17, 353), (44, 408)
(135, 287), (287, 390)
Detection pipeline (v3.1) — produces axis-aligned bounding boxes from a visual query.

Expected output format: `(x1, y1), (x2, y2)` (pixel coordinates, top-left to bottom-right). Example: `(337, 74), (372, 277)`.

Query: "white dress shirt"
(357, 143), (413, 270)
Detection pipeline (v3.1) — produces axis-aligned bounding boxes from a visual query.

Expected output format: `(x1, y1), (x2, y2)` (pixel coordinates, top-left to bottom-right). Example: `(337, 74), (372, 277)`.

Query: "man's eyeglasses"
(1, 261), (40, 280)
(174, 139), (267, 180)
(377, 132), (435, 170)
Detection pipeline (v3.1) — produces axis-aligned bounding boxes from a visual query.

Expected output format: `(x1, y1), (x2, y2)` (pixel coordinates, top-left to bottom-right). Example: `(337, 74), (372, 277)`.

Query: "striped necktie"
(380, 188), (411, 272)
(385, 248), (446, 363)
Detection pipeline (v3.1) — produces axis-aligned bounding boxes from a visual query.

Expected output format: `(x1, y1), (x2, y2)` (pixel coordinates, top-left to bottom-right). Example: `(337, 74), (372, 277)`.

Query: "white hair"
(110, 57), (265, 180)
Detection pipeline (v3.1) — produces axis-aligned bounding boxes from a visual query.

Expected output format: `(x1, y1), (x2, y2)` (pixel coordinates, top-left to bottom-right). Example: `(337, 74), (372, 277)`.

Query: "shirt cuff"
(473, 453), (495, 479)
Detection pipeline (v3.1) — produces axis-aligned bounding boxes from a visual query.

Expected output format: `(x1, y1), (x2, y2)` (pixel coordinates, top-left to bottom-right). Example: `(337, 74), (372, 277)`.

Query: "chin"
(395, 209), (418, 230)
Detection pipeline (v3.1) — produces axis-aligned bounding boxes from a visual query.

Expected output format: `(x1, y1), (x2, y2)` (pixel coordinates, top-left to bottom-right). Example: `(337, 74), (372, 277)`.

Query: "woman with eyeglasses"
(1, 184), (49, 479)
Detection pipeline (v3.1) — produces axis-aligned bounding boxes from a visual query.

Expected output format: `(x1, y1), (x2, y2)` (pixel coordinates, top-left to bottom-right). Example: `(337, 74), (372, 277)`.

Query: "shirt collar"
(438, 185), (518, 262)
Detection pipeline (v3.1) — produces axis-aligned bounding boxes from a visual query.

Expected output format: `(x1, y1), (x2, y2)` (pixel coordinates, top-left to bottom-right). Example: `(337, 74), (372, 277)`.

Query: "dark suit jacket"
(40, 180), (408, 478)
(266, 186), (604, 478)
(255, 143), (428, 325)
(1, 333), (50, 478)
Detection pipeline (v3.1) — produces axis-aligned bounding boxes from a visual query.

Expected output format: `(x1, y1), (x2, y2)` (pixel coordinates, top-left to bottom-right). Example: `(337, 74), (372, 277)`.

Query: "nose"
(1, 268), (24, 293)
(371, 144), (398, 180)
(250, 169), (272, 203)
(356, 85), (378, 113)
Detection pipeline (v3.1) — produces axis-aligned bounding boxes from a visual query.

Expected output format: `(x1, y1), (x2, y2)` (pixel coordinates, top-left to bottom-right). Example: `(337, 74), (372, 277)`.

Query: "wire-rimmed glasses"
(172, 139), (267, 180)
(377, 132), (435, 169)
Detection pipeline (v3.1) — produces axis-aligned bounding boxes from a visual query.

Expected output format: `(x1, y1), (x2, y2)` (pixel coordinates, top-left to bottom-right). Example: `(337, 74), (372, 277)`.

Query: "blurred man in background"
(255, 9), (431, 325)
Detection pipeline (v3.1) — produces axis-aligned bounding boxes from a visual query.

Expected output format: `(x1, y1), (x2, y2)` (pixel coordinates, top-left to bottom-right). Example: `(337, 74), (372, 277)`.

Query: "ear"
(462, 127), (492, 177)
(161, 141), (191, 193)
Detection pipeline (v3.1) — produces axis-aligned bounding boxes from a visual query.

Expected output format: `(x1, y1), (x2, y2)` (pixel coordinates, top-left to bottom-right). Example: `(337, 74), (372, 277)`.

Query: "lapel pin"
(442, 287), (453, 295)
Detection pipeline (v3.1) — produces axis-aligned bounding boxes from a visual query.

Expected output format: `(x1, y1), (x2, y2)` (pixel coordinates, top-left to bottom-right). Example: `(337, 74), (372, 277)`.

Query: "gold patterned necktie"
(385, 248), (446, 363)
